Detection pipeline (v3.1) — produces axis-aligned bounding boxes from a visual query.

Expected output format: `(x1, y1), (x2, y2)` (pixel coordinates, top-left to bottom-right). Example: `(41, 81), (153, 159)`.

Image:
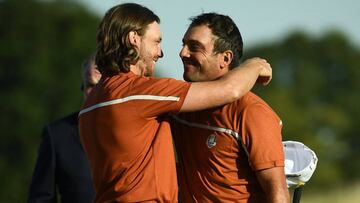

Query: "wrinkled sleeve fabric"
(131, 77), (191, 118)
(242, 102), (284, 171)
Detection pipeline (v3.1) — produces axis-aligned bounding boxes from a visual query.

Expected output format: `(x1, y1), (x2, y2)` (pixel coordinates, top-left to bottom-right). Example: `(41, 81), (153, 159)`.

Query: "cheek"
(199, 57), (213, 70)
(189, 54), (205, 66)
(153, 46), (160, 57)
(200, 58), (220, 75)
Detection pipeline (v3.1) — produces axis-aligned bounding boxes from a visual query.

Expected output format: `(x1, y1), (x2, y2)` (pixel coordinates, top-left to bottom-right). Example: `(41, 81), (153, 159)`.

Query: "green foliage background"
(247, 31), (360, 191)
(0, 0), (99, 201)
(1, 0), (359, 202)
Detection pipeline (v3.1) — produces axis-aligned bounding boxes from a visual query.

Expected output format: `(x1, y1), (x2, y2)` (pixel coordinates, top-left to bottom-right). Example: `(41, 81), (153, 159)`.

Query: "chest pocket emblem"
(206, 134), (217, 148)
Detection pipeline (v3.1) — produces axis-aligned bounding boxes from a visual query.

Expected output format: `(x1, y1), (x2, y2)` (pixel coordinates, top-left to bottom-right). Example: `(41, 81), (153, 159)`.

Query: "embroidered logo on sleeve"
(206, 134), (217, 148)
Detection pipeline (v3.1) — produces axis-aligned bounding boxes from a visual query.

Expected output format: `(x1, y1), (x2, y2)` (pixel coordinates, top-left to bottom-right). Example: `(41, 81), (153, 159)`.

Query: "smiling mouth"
(184, 64), (197, 73)
(182, 57), (198, 66)
(183, 59), (196, 66)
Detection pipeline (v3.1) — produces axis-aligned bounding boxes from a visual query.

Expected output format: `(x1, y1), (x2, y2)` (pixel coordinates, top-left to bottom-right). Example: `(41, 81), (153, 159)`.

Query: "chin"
(144, 66), (155, 77)
(183, 77), (191, 82)
(183, 74), (197, 82)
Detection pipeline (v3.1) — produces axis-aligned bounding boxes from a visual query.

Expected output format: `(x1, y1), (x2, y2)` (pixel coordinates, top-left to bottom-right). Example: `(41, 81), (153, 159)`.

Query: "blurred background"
(1, 0), (359, 202)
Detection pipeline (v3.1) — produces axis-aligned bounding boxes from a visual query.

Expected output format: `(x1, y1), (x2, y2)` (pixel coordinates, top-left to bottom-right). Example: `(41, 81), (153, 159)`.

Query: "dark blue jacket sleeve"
(28, 126), (57, 203)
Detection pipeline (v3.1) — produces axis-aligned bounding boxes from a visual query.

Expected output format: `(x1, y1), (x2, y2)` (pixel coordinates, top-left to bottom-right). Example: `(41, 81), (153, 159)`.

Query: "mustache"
(182, 58), (199, 67)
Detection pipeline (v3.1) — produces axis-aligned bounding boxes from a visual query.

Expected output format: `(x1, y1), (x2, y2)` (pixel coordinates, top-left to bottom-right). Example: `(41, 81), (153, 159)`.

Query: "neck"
(130, 64), (142, 76)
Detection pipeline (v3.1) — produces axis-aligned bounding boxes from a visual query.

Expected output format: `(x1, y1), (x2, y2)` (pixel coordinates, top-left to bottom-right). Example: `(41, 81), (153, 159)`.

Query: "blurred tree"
(1, 0), (359, 200)
(246, 30), (360, 190)
(0, 0), (99, 201)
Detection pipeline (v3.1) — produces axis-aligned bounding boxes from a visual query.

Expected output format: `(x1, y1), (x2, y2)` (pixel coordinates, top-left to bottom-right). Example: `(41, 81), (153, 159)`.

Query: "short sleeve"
(242, 102), (284, 171)
(130, 77), (191, 118)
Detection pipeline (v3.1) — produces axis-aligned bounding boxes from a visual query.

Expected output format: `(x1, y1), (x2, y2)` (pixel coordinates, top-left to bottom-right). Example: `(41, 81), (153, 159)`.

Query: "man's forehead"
(184, 25), (215, 43)
(144, 21), (162, 37)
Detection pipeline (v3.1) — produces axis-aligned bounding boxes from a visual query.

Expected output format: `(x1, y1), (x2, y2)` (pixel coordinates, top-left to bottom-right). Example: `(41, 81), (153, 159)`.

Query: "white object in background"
(283, 141), (318, 188)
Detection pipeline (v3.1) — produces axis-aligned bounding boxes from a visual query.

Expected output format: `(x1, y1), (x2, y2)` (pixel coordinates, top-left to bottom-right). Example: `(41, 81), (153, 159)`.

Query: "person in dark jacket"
(28, 54), (101, 203)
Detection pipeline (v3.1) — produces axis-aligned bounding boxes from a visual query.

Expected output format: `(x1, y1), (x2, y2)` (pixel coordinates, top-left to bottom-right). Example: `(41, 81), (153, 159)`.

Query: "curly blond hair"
(95, 3), (160, 76)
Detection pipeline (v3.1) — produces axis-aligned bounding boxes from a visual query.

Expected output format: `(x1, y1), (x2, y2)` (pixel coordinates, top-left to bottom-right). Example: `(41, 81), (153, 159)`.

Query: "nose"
(179, 45), (189, 59)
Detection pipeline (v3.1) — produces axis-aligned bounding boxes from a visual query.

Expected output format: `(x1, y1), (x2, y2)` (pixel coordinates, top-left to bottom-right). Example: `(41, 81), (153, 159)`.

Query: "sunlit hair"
(95, 3), (160, 76)
(188, 13), (243, 69)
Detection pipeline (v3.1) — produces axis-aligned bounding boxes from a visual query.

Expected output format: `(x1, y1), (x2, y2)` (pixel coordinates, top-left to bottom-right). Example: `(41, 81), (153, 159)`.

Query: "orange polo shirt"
(79, 71), (190, 203)
(172, 92), (284, 203)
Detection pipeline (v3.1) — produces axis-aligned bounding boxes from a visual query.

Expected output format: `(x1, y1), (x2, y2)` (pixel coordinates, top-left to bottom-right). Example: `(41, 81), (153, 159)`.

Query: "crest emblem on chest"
(206, 134), (217, 148)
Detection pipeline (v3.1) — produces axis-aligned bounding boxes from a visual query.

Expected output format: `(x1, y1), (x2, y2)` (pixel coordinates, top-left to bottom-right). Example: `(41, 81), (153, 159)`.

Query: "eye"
(188, 43), (201, 52)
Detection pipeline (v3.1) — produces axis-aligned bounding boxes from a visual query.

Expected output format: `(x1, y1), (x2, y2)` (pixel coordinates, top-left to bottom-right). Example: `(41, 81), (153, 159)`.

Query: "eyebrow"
(184, 39), (205, 50)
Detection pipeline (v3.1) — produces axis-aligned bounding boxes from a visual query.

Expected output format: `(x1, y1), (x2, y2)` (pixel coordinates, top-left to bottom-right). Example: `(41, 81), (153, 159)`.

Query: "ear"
(128, 31), (140, 46)
(220, 50), (233, 69)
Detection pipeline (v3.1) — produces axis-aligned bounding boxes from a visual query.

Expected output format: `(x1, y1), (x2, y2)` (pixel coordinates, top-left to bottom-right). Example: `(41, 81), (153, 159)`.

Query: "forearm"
(180, 57), (270, 112)
(180, 66), (259, 112)
(218, 61), (263, 100)
(266, 186), (290, 203)
(256, 167), (290, 203)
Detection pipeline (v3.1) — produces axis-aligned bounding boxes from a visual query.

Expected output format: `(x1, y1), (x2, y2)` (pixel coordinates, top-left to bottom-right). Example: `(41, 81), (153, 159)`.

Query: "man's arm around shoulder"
(180, 57), (272, 112)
